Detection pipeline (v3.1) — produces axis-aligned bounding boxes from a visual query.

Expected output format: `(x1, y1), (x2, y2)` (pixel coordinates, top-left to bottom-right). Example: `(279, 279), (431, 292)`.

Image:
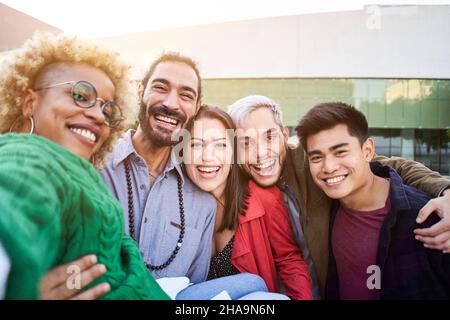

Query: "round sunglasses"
(34, 80), (124, 128)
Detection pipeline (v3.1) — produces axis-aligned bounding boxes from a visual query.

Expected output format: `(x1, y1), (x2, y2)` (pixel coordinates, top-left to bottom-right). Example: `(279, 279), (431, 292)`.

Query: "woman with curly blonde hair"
(0, 32), (169, 300)
(0, 32), (135, 167)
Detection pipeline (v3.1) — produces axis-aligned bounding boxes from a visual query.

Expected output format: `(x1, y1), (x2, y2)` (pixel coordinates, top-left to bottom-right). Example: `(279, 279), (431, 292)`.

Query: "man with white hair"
(228, 95), (450, 298)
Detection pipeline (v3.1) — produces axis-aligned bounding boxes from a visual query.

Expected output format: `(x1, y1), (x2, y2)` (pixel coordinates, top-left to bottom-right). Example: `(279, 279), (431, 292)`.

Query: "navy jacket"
(326, 162), (450, 300)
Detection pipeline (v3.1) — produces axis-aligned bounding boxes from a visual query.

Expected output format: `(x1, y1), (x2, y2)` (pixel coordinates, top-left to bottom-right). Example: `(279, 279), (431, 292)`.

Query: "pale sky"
(2, 0), (450, 38)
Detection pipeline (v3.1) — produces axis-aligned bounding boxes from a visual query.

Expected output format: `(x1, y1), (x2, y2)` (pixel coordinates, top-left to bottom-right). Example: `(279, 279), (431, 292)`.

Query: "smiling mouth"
(197, 166), (220, 173)
(251, 159), (276, 174)
(323, 175), (347, 185)
(69, 126), (98, 143)
(154, 114), (180, 127)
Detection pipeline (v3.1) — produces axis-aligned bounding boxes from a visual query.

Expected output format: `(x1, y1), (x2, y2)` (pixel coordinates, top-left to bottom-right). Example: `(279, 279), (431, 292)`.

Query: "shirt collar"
(112, 129), (136, 168)
(112, 129), (185, 185)
(166, 148), (186, 186)
(370, 161), (410, 212)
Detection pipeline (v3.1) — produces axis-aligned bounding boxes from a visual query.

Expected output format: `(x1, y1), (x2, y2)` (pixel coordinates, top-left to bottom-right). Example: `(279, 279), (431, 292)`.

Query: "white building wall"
(97, 5), (450, 79)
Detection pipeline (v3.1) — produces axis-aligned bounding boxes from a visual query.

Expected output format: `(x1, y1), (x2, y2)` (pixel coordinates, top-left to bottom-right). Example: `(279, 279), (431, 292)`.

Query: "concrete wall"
(0, 3), (61, 51)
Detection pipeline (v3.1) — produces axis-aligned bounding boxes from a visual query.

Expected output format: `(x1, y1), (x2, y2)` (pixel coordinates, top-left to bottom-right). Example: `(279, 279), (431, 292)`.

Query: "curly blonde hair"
(0, 32), (136, 168)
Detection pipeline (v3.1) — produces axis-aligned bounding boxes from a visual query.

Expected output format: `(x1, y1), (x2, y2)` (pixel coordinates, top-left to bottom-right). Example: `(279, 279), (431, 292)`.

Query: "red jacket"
(231, 180), (313, 300)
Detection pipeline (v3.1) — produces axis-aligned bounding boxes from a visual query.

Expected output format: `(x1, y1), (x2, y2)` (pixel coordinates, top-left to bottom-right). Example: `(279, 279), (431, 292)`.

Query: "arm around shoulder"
(375, 155), (450, 197)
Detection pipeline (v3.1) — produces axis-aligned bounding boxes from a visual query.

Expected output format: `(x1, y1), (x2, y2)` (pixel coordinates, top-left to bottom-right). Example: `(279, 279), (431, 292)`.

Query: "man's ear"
(137, 82), (145, 102)
(282, 126), (289, 141)
(22, 89), (37, 117)
(196, 98), (202, 111)
(363, 138), (375, 161)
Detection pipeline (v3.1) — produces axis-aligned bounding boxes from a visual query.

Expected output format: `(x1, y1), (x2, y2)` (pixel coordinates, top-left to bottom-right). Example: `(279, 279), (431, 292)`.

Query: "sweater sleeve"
(103, 235), (170, 300)
(0, 141), (64, 299)
(257, 187), (314, 300)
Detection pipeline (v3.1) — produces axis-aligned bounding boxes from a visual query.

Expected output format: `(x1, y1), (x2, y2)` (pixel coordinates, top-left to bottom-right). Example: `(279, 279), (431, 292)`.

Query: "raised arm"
(0, 141), (62, 299)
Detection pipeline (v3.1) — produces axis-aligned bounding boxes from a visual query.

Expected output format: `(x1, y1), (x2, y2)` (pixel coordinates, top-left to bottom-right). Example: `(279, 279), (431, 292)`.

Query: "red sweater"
(231, 180), (313, 300)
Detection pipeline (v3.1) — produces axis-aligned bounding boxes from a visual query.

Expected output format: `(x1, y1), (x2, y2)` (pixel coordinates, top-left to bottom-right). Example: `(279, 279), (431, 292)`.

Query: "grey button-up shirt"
(100, 130), (216, 283)
(279, 180), (321, 300)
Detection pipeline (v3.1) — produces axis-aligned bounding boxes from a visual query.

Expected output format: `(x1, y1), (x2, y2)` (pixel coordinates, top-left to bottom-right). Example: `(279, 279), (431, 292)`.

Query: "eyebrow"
(307, 143), (349, 156)
(264, 128), (278, 136)
(330, 143), (349, 151)
(237, 128), (278, 140)
(307, 150), (322, 157)
(152, 78), (197, 98)
(191, 137), (227, 142)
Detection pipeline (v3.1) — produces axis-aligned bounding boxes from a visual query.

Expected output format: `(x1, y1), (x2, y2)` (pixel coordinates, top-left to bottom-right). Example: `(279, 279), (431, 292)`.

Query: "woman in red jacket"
(183, 106), (313, 300)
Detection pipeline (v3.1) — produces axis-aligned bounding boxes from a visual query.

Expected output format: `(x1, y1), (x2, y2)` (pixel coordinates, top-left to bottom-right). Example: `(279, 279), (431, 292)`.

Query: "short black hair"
(295, 102), (369, 151)
(141, 52), (202, 103)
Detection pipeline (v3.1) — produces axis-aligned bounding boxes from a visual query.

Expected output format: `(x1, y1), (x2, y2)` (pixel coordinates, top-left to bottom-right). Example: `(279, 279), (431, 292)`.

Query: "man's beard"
(138, 100), (187, 148)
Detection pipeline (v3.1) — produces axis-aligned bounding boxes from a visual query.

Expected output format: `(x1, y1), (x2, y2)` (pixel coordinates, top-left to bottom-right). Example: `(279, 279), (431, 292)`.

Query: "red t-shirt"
(332, 196), (391, 300)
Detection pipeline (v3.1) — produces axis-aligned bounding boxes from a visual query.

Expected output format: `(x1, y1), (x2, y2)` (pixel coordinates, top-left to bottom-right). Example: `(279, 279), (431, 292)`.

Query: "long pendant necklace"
(124, 158), (185, 270)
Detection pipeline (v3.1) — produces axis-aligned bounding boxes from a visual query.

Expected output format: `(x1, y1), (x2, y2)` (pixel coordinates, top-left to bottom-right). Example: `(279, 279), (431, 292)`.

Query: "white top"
(0, 242), (10, 299)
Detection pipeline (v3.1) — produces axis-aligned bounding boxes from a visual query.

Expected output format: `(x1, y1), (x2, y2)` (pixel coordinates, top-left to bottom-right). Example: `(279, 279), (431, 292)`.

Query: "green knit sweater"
(0, 133), (169, 300)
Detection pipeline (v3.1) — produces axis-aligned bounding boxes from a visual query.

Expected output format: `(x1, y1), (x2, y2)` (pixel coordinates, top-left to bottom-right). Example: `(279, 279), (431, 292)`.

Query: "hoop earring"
(29, 116), (35, 134)
(9, 115), (35, 134)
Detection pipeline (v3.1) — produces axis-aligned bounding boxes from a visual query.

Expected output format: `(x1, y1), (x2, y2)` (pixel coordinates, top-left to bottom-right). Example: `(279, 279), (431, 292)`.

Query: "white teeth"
(155, 115), (178, 125)
(254, 160), (276, 169)
(197, 166), (220, 173)
(70, 127), (97, 143)
(326, 176), (346, 184)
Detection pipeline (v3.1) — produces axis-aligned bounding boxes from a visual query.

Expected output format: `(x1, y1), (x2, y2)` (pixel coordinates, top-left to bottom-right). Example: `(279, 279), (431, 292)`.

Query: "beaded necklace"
(124, 158), (185, 270)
